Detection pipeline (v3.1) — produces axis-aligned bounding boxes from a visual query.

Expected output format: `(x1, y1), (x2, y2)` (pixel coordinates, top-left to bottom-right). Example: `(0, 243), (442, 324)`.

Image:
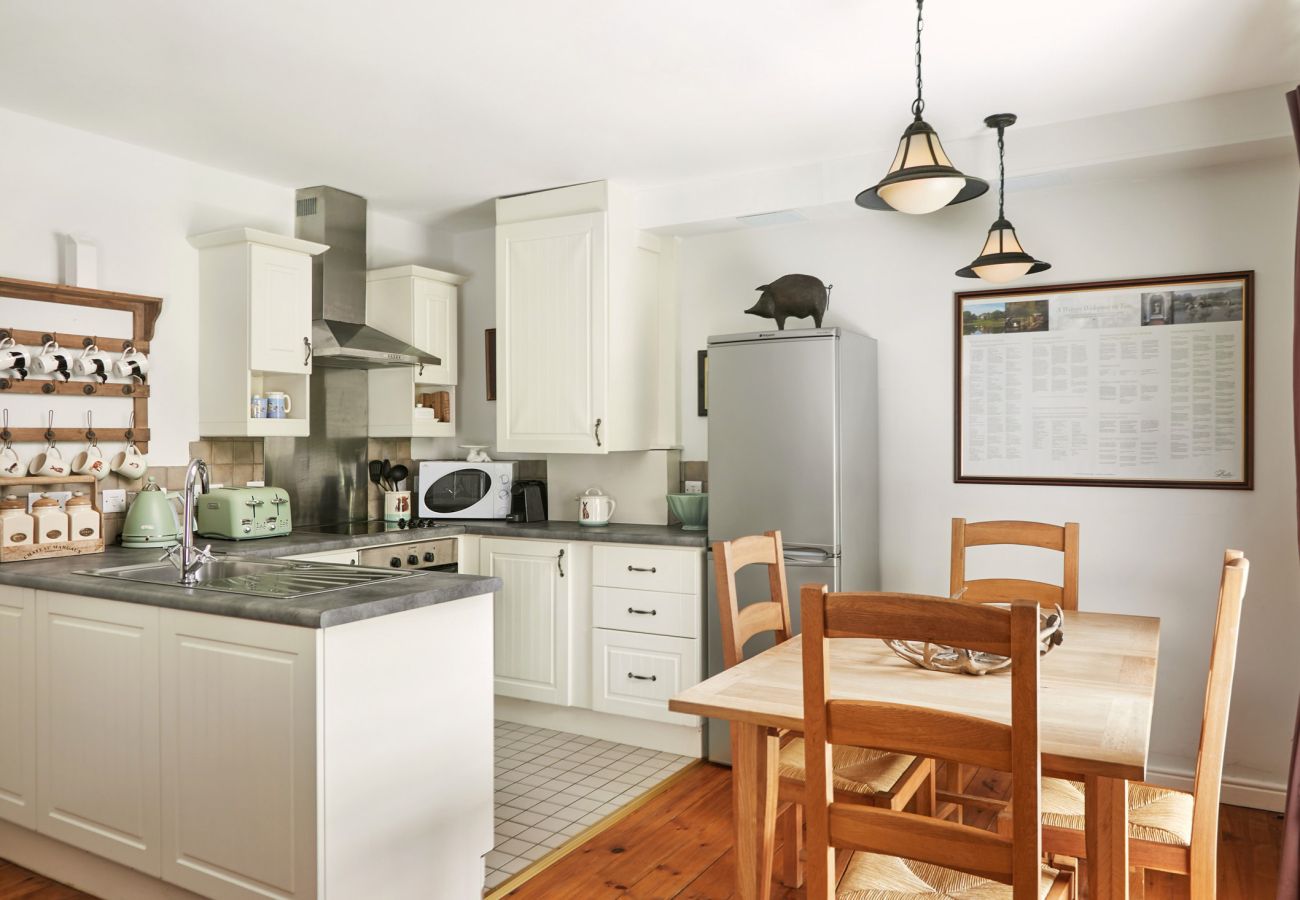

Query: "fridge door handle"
(782, 547), (837, 565)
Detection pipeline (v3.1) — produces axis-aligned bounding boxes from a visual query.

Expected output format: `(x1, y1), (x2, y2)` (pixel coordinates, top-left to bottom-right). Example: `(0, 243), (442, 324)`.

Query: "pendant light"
(956, 113), (1051, 283)
(856, 0), (987, 215)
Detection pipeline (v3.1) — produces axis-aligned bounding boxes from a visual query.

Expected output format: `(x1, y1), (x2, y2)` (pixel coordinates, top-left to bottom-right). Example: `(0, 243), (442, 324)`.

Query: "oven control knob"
(423, 551), (435, 563)
(498, 488), (509, 499)
(407, 554), (419, 566)
(389, 557), (401, 568)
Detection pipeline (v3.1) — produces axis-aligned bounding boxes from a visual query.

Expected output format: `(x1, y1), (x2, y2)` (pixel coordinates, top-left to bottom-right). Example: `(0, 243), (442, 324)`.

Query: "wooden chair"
(950, 518), (1080, 610)
(800, 586), (1073, 899)
(1034, 550), (1249, 899)
(945, 518), (1080, 822)
(712, 532), (935, 887)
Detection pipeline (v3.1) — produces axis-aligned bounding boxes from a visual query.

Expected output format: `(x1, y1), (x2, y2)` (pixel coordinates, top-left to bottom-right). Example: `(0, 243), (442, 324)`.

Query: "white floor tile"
(495, 820), (527, 838)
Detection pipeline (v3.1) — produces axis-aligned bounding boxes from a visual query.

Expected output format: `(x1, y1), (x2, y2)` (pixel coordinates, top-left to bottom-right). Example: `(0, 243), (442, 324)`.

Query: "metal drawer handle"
(627, 672), (657, 682)
(627, 565), (657, 573)
(303, 336), (312, 366)
(557, 548), (565, 578)
(594, 418), (602, 447)
(627, 607), (657, 616)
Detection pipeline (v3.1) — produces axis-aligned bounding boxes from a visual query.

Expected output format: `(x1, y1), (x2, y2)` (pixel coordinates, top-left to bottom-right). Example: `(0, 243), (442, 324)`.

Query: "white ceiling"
(0, 0), (1293, 229)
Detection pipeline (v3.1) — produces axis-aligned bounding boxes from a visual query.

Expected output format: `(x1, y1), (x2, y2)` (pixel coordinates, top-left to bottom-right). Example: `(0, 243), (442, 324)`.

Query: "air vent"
(295, 197), (318, 217)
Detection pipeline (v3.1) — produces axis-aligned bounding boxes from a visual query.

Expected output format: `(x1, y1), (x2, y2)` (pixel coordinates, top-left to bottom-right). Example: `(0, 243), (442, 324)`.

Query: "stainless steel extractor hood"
(295, 185), (441, 370)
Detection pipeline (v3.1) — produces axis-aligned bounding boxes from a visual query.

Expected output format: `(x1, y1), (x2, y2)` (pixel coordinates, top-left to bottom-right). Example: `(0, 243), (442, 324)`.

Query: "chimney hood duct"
(294, 185), (441, 370)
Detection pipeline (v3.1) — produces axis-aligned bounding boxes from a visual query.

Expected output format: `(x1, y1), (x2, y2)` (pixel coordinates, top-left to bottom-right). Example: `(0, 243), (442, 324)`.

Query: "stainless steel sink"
(79, 557), (417, 599)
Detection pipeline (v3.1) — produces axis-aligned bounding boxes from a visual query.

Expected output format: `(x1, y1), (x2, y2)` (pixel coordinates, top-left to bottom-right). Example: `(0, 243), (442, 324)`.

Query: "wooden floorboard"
(0, 761), (1284, 899)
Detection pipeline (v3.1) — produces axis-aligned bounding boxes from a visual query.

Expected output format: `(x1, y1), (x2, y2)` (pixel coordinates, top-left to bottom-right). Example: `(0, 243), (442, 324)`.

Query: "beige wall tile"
(231, 441), (253, 464)
(210, 464), (234, 487)
(211, 441), (234, 464)
(232, 465), (254, 486)
(189, 440), (211, 461)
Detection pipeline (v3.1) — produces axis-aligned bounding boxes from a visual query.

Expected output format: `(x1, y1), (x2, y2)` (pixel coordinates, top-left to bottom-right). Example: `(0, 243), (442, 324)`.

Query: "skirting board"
(0, 820), (202, 900)
(495, 696), (705, 758)
(1147, 764), (1287, 812)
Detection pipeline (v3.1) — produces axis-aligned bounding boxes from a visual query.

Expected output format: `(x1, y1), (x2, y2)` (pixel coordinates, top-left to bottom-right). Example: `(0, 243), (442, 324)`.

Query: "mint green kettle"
(120, 478), (182, 548)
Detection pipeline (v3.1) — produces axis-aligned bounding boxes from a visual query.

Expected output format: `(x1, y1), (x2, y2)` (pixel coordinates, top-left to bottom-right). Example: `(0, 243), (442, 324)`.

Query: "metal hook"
(85, 411), (97, 447)
(44, 410), (55, 446)
(1, 409), (10, 447)
(125, 409), (135, 446)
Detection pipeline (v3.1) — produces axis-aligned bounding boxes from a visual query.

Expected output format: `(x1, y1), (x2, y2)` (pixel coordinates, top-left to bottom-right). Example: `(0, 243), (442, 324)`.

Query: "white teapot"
(577, 487), (616, 527)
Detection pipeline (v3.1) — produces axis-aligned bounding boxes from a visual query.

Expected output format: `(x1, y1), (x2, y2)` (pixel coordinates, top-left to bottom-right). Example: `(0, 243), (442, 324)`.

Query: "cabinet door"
(249, 243), (313, 374)
(591, 629), (700, 726)
(481, 538), (574, 705)
(413, 278), (457, 385)
(160, 610), (319, 899)
(0, 586), (35, 828)
(496, 213), (608, 453)
(35, 592), (161, 875)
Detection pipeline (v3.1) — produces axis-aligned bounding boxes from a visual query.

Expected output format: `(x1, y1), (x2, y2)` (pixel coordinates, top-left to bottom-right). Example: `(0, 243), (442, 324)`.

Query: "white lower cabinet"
(591, 630), (700, 726)
(0, 587), (36, 829)
(482, 537), (576, 705)
(160, 611), (319, 899)
(35, 592), (161, 875)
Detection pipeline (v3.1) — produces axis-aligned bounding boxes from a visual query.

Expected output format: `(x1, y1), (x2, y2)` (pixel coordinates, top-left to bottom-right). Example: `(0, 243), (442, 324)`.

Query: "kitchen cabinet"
(35, 592), (161, 875)
(495, 181), (676, 454)
(190, 228), (328, 438)
(0, 587), (35, 829)
(481, 537), (576, 705)
(366, 266), (466, 438)
(2, 587), (495, 899)
(591, 629), (700, 726)
(160, 610), (318, 899)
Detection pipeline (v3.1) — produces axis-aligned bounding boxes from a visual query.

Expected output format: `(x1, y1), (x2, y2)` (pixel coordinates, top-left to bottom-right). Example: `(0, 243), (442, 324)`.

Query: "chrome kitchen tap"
(164, 458), (215, 585)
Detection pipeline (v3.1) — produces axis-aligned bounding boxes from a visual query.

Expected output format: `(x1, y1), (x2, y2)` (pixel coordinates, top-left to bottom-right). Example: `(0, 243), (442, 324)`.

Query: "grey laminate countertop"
(0, 519), (705, 629)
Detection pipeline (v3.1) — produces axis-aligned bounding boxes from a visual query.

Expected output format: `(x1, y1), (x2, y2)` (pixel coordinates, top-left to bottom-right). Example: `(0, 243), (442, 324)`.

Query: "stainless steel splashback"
(264, 368), (369, 525)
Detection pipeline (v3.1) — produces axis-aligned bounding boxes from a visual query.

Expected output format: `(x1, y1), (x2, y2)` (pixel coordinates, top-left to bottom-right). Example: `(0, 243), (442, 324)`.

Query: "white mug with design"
(109, 444), (148, 480)
(266, 391), (292, 419)
(0, 338), (29, 380)
(73, 344), (112, 383)
(28, 444), (68, 478)
(0, 445), (24, 477)
(72, 444), (110, 480)
(32, 341), (71, 380)
(112, 347), (150, 379)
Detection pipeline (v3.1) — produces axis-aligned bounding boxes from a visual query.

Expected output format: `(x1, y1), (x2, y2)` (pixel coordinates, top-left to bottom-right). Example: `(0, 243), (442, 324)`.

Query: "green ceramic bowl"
(666, 493), (708, 531)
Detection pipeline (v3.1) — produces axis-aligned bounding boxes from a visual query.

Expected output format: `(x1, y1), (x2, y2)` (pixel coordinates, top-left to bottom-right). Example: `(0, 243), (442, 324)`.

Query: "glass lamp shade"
(857, 118), (988, 214)
(956, 218), (1051, 282)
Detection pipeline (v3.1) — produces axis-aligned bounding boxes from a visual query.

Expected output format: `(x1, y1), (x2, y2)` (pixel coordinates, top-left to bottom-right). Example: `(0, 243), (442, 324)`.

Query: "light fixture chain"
(997, 125), (1006, 220)
(911, 0), (925, 119)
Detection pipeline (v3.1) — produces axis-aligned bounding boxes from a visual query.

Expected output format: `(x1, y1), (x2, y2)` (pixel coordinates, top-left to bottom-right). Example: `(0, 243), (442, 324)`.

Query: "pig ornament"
(745, 274), (833, 330)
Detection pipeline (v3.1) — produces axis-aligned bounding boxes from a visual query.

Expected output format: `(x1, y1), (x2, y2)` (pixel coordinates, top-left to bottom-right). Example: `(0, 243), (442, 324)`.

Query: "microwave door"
(424, 469), (491, 515)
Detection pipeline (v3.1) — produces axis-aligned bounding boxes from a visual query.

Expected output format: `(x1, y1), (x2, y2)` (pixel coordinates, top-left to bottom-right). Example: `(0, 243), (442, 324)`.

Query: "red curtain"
(1280, 84), (1300, 900)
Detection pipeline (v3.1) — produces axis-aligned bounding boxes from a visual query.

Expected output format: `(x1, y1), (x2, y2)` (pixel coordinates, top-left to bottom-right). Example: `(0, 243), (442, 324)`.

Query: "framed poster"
(955, 271), (1253, 489)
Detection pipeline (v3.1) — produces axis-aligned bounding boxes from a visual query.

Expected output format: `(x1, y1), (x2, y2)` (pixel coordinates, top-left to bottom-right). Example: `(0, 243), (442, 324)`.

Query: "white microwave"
(416, 461), (515, 519)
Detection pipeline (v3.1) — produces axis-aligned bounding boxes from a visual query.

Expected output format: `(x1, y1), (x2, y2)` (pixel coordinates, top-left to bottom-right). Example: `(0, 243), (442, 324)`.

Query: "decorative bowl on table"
(666, 492), (708, 531)
(884, 604), (1066, 675)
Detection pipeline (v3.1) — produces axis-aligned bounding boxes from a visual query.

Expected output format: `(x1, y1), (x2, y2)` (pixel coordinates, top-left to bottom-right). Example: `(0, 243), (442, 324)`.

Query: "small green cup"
(666, 493), (708, 531)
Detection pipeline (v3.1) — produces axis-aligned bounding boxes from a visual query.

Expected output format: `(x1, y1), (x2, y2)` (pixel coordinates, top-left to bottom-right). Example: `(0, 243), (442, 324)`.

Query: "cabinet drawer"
(591, 630), (699, 726)
(593, 587), (698, 639)
(592, 545), (701, 594)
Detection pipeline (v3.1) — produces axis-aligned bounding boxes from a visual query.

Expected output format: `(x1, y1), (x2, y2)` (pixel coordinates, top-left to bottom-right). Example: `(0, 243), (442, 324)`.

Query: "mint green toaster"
(195, 486), (292, 540)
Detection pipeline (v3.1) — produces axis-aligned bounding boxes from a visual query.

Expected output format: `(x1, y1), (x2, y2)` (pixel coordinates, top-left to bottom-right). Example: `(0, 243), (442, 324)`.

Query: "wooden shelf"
(0, 474), (96, 486)
(0, 378), (149, 397)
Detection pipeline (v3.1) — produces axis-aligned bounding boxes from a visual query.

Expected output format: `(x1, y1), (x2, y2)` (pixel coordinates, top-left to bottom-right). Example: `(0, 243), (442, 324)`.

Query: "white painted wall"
(0, 106), (451, 465)
(676, 155), (1300, 803)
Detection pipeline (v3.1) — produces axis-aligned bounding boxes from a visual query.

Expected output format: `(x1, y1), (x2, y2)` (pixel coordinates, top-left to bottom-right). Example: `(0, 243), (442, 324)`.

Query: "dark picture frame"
(954, 271), (1254, 490)
(697, 349), (708, 417)
(485, 328), (497, 402)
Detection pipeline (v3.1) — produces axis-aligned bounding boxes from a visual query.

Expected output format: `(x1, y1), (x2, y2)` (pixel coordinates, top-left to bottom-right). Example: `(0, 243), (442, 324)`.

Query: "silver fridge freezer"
(704, 327), (879, 763)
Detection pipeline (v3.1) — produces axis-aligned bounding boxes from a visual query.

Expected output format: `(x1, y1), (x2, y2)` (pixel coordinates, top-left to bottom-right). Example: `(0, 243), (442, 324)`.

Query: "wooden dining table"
(669, 610), (1160, 900)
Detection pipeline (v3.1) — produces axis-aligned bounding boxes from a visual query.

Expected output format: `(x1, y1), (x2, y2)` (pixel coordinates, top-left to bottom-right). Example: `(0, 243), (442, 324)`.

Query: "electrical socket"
(101, 488), (127, 514)
(684, 480), (703, 494)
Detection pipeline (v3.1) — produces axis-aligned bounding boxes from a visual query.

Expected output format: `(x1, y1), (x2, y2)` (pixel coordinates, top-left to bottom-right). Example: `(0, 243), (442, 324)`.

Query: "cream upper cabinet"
(366, 266), (466, 438)
(35, 592), (162, 875)
(249, 242), (315, 374)
(495, 181), (676, 454)
(0, 586), (35, 829)
(481, 537), (576, 705)
(190, 228), (328, 437)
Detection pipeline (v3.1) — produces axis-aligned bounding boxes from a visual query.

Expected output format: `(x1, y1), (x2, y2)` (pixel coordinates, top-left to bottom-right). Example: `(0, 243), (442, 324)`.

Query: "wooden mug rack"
(0, 276), (161, 451)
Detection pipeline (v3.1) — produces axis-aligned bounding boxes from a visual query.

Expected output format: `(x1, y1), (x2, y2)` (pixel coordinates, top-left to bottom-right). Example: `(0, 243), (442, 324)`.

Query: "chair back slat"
(962, 578), (1066, 606)
(826, 701), (1012, 771)
(1188, 550), (1250, 887)
(712, 531), (792, 669)
(823, 591), (1013, 656)
(827, 804), (1014, 884)
(801, 586), (1044, 900)
(951, 517), (1080, 611)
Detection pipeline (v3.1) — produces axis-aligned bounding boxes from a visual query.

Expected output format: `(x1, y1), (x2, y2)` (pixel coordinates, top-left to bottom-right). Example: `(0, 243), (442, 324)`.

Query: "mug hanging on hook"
(0, 410), (22, 477)
(72, 411), (108, 480)
(28, 411), (67, 478)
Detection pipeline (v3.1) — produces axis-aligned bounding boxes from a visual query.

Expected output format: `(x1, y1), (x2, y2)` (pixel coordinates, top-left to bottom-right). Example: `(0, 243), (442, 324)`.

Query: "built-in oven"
(416, 461), (515, 519)
(356, 537), (458, 572)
